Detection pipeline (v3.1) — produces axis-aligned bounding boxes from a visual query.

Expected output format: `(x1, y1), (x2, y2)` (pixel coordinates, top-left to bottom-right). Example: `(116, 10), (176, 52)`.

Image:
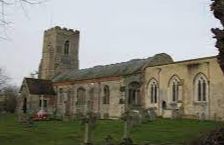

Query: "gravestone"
(147, 108), (156, 121)
(81, 112), (97, 145)
(104, 135), (114, 145)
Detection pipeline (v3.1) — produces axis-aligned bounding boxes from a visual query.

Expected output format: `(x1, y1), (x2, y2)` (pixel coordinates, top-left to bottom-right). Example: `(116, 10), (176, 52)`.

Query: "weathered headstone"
(200, 112), (206, 121)
(147, 108), (156, 121)
(82, 112), (97, 145)
(119, 137), (134, 145)
(104, 135), (114, 145)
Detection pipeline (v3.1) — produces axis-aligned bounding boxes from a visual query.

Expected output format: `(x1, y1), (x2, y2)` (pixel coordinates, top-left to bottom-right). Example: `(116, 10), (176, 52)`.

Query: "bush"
(2, 86), (18, 113)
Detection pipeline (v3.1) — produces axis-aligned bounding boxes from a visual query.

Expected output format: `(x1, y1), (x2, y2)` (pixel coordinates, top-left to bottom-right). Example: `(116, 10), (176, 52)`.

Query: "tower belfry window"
(64, 40), (70, 55)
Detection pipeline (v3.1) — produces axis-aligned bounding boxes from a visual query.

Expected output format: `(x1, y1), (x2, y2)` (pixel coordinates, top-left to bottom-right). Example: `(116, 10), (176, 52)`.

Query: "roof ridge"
(24, 77), (52, 81)
(52, 53), (173, 82)
(74, 56), (150, 72)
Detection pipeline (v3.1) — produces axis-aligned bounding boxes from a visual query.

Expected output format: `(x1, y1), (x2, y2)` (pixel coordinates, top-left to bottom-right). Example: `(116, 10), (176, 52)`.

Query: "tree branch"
(20, 0), (45, 5)
(0, 0), (47, 40)
(0, 68), (10, 90)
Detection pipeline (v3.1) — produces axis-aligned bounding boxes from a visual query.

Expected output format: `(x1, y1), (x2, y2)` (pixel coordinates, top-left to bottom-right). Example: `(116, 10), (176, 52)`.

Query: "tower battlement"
(44, 26), (80, 35)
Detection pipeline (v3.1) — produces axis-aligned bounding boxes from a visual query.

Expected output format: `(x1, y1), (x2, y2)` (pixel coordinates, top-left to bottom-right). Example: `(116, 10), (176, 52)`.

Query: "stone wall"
(144, 56), (224, 120)
(54, 77), (125, 119)
(18, 86), (39, 114)
(19, 82), (56, 115)
(21, 55), (224, 121)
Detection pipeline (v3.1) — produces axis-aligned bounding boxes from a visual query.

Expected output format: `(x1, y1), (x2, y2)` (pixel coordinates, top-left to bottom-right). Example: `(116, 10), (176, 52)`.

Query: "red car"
(33, 110), (48, 121)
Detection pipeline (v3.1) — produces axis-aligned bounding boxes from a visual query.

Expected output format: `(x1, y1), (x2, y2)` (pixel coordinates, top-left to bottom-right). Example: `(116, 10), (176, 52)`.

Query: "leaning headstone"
(104, 135), (114, 145)
(171, 109), (178, 119)
(26, 116), (34, 127)
(128, 110), (142, 127)
(119, 137), (134, 145)
(147, 108), (156, 121)
(81, 112), (97, 145)
(200, 112), (206, 121)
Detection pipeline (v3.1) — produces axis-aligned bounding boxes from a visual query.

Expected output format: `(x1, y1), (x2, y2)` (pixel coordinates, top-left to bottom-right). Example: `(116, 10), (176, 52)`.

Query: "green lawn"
(0, 114), (221, 145)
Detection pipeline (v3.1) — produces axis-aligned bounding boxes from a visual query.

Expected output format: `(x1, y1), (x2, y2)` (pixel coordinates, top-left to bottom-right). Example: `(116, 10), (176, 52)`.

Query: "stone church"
(18, 26), (224, 121)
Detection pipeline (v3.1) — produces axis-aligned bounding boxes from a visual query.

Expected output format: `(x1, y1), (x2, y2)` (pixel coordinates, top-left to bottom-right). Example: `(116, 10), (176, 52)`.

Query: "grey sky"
(0, 0), (221, 85)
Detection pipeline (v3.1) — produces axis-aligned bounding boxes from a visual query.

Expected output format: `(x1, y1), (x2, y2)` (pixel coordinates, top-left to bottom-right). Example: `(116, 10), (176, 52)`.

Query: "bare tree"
(0, 67), (16, 113)
(0, 0), (47, 39)
(0, 67), (9, 90)
(3, 85), (18, 113)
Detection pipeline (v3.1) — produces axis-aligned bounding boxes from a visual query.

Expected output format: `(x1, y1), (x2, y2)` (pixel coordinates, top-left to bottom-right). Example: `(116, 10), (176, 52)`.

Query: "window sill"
(193, 101), (208, 105)
(170, 100), (183, 104)
(169, 102), (178, 106)
(163, 108), (178, 111)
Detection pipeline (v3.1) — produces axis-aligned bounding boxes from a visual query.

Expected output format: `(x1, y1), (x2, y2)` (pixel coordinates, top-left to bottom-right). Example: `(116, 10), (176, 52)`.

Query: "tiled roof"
(24, 78), (56, 95)
(53, 53), (173, 82)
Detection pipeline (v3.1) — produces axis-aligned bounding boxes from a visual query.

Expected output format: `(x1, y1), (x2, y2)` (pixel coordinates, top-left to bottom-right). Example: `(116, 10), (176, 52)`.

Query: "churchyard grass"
(0, 114), (221, 145)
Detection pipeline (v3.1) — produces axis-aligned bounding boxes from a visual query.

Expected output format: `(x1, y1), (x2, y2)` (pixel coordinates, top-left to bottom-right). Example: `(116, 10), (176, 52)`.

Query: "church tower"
(38, 26), (79, 80)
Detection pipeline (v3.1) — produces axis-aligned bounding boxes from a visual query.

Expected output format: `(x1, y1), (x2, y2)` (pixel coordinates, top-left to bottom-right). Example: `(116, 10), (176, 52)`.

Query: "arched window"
(148, 79), (158, 104)
(194, 73), (208, 102)
(77, 87), (86, 105)
(103, 85), (110, 104)
(64, 40), (70, 55)
(168, 75), (181, 103)
(128, 82), (141, 105)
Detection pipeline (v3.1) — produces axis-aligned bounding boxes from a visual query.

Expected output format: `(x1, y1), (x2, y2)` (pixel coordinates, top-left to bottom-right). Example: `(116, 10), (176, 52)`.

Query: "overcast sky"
(0, 0), (221, 86)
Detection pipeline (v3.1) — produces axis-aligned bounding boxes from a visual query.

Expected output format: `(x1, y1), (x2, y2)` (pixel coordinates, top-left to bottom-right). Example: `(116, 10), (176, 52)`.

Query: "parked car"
(33, 110), (48, 121)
